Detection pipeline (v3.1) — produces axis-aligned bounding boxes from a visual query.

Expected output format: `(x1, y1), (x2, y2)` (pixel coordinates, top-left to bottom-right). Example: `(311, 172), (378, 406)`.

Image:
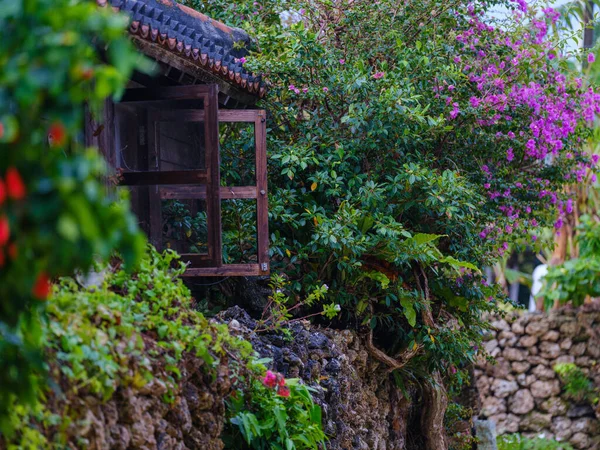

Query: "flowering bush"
(188, 0), (600, 377)
(0, 0), (150, 430)
(225, 367), (326, 449)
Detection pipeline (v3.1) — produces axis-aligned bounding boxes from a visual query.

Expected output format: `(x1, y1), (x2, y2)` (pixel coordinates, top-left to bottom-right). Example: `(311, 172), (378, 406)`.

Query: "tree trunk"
(420, 370), (448, 450)
(390, 385), (412, 449)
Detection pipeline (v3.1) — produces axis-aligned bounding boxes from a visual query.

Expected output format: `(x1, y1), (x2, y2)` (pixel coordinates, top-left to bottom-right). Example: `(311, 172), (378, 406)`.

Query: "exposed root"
(364, 328), (422, 374)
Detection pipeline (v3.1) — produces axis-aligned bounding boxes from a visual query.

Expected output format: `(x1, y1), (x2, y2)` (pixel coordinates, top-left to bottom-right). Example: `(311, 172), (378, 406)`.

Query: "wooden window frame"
(115, 85), (269, 277)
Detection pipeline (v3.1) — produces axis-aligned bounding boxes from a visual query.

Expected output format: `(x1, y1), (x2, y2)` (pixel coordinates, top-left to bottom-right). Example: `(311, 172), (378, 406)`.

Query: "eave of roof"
(97, 0), (267, 100)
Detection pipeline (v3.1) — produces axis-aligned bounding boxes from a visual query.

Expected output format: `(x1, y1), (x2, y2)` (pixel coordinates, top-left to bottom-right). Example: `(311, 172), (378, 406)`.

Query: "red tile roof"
(97, 0), (266, 98)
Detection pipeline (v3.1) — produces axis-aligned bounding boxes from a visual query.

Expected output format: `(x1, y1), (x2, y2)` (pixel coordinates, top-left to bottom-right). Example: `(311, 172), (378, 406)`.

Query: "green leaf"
(400, 297), (417, 327)
(413, 233), (444, 246)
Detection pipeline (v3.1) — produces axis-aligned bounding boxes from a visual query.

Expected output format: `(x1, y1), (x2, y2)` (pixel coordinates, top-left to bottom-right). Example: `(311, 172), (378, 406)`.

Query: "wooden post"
(255, 110), (269, 276)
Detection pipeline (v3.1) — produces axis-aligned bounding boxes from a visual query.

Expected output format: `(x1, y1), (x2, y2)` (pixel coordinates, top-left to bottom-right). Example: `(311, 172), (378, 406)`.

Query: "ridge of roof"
(97, 0), (266, 99)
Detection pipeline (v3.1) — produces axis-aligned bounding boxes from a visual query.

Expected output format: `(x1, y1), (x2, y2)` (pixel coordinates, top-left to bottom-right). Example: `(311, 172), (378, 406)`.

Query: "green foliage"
(178, 0), (600, 380)
(497, 434), (574, 450)
(257, 274), (336, 333)
(225, 375), (326, 450)
(541, 216), (600, 307)
(0, 0), (151, 425)
(554, 362), (599, 405)
(1, 247), (260, 447)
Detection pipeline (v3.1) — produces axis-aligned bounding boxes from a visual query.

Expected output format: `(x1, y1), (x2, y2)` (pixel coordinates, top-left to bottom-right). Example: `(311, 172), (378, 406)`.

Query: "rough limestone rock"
(482, 397), (507, 417)
(518, 335), (537, 348)
(525, 319), (549, 337)
(511, 362), (531, 374)
(491, 379), (519, 399)
(474, 420), (498, 450)
(541, 330), (560, 342)
(540, 397), (568, 416)
(520, 412), (553, 432)
(530, 380), (561, 399)
(552, 416), (573, 441)
(539, 342), (561, 359)
(531, 364), (556, 380)
(570, 432), (591, 449)
(503, 348), (527, 362)
(508, 390), (534, 415)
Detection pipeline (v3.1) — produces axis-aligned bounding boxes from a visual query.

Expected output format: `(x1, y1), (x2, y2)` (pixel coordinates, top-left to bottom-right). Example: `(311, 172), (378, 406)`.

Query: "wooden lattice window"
(111, 84), (269, 277)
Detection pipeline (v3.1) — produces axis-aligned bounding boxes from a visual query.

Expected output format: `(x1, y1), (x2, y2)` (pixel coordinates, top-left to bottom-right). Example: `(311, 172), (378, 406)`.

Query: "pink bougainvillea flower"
(32, 272), (51, 300)
(239, 57), (247, 64)
(6, 167), (26, 200)
(302, 87), (308, 94)
(0, 216), (9, 246)
(506, 147), (514, 162)
(288, 84), (296, 92)
(276, 385), (290, 397)
(339, 59), (345, 65)
(323, 87), (329, 93)
(588, 53), (595, 64)
(262, 370), (277, 388)
(372, 71), (385, 79)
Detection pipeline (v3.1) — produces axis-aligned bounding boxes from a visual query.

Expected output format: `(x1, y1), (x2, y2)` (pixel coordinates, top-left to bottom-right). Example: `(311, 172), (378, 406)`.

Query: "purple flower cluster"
(442, 0), (600, 255)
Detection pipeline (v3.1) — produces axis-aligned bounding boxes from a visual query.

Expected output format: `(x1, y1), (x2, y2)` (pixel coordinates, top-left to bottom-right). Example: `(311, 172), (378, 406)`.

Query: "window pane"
(157, 120), (206, 171)
(162, 198), (209, 255)
(220, 122), (255, 186)
(222, 199), (257, 264)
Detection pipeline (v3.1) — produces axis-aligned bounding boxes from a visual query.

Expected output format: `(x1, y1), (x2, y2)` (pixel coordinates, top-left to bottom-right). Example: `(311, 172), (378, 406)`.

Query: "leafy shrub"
(497, 433), (574, 450)
(554, 363), (599, 405)
(182, 0), (600, 379)
(0, 0), (151, 425)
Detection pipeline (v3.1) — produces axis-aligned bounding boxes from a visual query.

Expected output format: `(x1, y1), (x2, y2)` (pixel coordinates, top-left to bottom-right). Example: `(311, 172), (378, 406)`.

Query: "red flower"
(278, 376), (286, 387)
(48, 122), (67, 147)
(0, 122), (4, 139)
(276, 385), (290, 398)
(6, 167), (26, 200)
(0, 178), (5, 205)
(262, 370), (277, 388)
(0, 251), (4, 268)
(0, 216), (9, 246)
(81, 68), (94, 80)
(32, 272), (51, 300)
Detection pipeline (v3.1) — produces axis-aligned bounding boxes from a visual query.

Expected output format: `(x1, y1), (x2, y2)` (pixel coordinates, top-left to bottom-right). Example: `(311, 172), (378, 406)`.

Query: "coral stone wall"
(475, 306), (600, 449)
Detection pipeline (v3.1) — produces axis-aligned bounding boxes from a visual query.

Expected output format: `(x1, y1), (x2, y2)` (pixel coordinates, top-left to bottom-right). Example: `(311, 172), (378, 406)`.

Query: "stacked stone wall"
(475, 306), (600, 449)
